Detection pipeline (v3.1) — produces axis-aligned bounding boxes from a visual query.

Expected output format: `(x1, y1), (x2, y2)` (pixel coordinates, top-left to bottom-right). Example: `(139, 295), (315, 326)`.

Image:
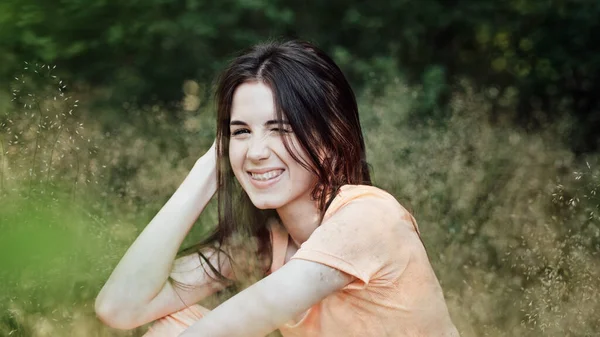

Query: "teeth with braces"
(250, 170), (283, 181)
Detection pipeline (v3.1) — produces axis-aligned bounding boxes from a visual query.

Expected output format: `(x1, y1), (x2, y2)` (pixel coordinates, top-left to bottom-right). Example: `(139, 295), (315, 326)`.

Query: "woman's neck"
(276, 196), (320, 247)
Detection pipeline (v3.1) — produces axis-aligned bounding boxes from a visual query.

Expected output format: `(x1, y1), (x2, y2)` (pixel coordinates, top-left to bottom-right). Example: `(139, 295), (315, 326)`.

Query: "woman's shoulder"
(329, 184), (406, 214)
(326, 184), (419, 233)
(337, 184), (397, 199)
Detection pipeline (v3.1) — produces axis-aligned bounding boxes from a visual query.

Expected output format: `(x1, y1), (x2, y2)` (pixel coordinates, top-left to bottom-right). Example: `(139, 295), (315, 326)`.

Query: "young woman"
(95, 40), (459, 337)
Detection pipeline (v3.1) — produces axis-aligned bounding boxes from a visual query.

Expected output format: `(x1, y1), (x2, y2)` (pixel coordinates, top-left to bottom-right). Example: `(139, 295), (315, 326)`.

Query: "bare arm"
(95, 143), (228, 330)
(178, 259), (354, 337)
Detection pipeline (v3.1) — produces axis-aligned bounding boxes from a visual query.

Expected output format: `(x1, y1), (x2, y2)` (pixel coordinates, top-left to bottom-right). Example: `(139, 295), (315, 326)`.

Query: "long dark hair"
(181, 40), (371, 284)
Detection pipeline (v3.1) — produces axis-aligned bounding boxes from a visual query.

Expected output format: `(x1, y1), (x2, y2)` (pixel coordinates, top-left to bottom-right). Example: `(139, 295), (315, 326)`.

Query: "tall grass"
(0, 70), (598, 336)
(362, 81), (600, 336)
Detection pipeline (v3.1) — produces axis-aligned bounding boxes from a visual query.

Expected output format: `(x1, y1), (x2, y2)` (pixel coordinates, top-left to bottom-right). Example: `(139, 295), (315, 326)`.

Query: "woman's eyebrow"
(265, 120), (290, 126)
(229, 120), (290, 126)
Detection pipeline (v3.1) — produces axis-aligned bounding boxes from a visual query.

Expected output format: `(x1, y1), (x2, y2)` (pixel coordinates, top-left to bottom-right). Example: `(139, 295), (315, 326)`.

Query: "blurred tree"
(1, 0), (598, 151)
(0, 0), (295, 105)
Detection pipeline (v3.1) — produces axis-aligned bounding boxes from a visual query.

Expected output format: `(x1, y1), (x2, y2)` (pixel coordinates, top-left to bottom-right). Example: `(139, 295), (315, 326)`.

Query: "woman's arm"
(95, 143), (229, 330)
(178, 259), (354, 337)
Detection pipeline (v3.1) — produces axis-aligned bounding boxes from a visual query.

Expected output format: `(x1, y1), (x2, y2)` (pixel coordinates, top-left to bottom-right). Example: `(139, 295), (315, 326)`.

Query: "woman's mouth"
(249, 169), (284, 181)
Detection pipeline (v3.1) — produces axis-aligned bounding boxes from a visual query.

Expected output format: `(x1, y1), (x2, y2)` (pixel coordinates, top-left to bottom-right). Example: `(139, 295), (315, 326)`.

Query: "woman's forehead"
(230, 82), (279, 122)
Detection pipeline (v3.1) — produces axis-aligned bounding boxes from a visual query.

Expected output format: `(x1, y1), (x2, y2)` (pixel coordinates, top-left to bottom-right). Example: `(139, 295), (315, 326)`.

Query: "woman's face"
(228, 81), (317, 210)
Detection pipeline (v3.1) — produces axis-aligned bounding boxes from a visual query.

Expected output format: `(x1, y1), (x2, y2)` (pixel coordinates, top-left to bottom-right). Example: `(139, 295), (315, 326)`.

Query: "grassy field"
(1, 73), (599, 336)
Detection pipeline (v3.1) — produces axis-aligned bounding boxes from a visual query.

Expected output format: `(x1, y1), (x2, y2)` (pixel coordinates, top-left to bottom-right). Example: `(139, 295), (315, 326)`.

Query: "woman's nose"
(246, 135), (271, 161)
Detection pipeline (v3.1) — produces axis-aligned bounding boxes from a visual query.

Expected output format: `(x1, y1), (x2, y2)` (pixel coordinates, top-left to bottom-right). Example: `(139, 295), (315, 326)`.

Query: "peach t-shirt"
(144, 185), (458, 337)
(276, 185), (458, 336)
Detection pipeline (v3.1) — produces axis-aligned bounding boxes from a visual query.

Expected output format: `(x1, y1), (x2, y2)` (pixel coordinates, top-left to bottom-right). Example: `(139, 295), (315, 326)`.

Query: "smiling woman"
(95, 40), (459, 337)
(228, 82), (317, 211)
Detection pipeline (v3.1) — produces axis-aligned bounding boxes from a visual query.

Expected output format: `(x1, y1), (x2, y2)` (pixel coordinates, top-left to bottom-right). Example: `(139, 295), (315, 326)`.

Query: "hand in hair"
(95, 143), (222, 330)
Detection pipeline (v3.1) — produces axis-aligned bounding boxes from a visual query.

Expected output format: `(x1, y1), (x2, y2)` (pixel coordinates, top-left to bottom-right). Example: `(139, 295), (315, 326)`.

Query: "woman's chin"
(246, 194), (284, 210)
(250, 200), (280, 210)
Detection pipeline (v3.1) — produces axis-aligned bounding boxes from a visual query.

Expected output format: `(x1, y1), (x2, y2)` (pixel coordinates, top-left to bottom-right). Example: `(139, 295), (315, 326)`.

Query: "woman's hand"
(95, 142), (224, 330)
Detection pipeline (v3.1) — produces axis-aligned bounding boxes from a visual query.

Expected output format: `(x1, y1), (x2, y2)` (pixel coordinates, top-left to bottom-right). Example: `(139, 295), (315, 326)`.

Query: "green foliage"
(0, 0), (295, 104)
(2, 0), (599, 152)
(2, 0), (598, 151)
(0, 189), (149, 337)
(0, 193), (101, 296)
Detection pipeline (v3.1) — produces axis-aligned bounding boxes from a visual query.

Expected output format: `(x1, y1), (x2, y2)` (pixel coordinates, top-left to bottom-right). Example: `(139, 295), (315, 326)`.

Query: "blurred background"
(1, 0), (599, 336)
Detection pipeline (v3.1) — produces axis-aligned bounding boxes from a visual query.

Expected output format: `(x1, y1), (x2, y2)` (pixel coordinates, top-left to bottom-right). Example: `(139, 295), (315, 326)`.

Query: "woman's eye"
(231, 129), (250, 136)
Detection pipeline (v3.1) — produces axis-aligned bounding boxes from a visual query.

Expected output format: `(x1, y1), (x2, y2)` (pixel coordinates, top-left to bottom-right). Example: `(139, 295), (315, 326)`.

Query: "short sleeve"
(291, 190), (417, 288)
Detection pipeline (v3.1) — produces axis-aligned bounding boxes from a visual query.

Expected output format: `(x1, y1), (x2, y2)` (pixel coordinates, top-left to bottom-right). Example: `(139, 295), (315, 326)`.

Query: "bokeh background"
(1, 1), (599, 336)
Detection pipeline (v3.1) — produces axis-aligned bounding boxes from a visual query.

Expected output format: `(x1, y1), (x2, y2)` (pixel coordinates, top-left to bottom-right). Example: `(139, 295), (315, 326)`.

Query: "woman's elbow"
(95, 296), (141, 330)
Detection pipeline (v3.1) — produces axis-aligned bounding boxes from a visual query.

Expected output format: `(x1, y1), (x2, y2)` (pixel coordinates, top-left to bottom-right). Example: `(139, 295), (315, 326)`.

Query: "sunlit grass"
(1, 68), (599, 336)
